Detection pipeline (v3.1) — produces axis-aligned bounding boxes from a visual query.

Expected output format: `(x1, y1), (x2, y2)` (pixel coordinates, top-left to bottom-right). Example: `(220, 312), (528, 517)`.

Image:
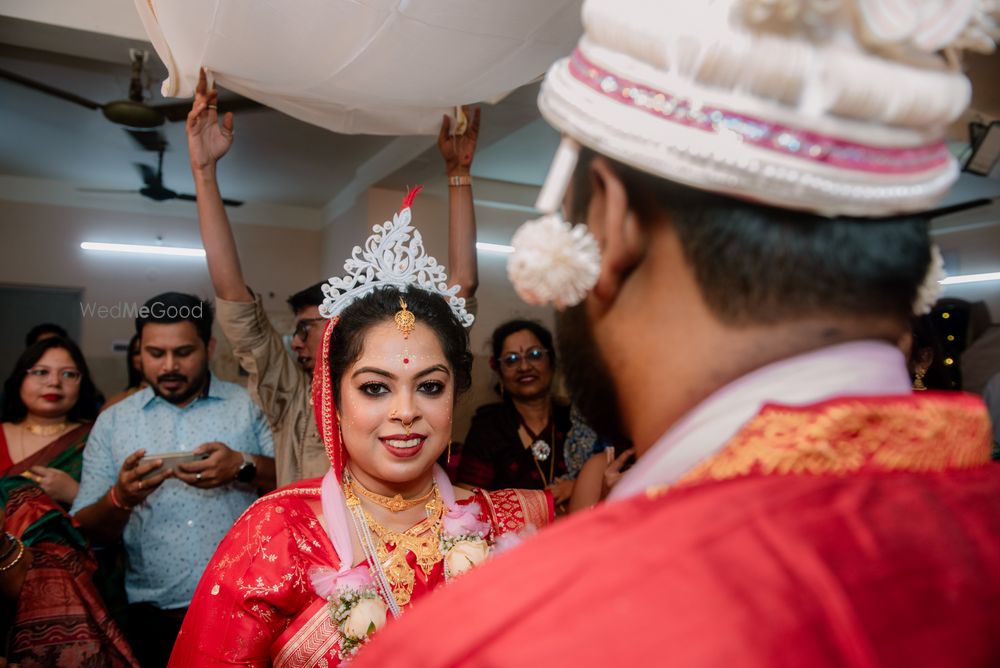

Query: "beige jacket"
(215, 292), (328, 487)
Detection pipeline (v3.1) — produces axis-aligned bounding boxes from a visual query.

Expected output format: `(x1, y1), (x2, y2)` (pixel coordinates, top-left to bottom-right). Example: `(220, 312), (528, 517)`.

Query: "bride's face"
(338, 320), (454, 493)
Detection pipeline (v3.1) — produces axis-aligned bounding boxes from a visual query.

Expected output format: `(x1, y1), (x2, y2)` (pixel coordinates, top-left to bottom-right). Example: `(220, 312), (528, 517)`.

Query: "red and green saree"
(1, 425), (137, 667)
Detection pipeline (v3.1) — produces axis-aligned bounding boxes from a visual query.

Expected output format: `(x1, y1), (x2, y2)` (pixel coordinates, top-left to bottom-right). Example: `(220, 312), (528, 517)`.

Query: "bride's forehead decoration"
(394, 298), (416, 339)
(319, 186), (475, 328)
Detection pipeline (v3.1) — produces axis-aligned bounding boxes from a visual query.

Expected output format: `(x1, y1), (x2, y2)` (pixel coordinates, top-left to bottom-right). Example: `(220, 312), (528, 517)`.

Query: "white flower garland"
(440, 501), (492, 579)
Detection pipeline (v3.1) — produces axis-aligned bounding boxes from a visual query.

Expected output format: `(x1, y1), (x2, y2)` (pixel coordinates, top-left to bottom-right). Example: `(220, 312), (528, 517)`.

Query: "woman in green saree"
(1, 337), (137, 667)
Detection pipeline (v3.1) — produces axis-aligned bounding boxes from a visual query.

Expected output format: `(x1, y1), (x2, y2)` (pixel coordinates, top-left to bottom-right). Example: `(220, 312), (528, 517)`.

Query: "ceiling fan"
(0, 49), (261, 129)
(80, 147), (244, 207)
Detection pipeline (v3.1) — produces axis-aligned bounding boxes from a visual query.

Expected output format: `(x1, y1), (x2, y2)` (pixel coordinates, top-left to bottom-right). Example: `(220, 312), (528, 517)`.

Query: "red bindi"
(403, 357), (410, 364)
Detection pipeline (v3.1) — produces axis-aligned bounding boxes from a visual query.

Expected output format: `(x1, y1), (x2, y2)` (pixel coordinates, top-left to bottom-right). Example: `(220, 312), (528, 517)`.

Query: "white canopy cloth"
(134, 0), (583, 135)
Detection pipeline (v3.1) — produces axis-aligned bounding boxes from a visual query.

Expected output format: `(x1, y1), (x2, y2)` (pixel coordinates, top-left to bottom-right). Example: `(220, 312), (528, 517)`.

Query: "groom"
(354, 0), (1000, 665)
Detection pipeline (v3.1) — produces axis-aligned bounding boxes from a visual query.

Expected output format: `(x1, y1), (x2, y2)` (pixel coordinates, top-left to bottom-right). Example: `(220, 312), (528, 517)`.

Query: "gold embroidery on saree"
(274, 603), (340, 668)
(213, 501), (314, 600)
(485, 488), (551, 533)
(317, 318), (341, 469)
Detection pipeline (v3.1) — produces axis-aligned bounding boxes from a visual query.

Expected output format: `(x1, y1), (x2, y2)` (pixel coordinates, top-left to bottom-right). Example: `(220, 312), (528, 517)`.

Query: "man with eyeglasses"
(186, 70), (481, 486)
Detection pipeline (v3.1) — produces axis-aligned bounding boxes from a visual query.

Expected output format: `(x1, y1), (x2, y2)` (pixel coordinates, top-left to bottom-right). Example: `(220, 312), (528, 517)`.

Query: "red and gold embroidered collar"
(661, 393), (992, 492)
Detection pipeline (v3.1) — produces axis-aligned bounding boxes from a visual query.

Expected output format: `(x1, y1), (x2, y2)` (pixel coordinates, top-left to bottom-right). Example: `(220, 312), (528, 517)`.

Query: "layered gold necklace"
(343, 475), (445, 606)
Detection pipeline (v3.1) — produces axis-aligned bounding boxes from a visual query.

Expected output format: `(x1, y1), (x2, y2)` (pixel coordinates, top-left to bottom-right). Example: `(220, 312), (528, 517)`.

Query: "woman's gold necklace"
(343, 477), (445, 606)
(349, 477), (436, 512)
(23, 421), (68, 437)
(13, 421), (68, 463)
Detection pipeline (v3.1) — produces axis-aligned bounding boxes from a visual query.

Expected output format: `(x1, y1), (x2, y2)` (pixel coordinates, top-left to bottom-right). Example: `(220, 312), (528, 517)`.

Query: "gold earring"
(446, 440), (452, 464)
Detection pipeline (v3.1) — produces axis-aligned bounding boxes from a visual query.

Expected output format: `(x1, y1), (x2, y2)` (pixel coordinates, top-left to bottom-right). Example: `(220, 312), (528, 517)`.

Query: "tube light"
(476, 242), (514, 254)
(939, 272), (1000, 286)
(81, 242), (206, 258)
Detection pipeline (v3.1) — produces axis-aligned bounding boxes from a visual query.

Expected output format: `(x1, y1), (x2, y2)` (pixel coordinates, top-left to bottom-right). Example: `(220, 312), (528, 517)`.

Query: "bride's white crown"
(319, 202), (474, 328)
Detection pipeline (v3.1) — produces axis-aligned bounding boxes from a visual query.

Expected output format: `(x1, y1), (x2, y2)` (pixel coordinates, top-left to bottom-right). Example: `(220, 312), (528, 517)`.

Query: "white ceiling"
(1, 3), (998, 233)
(0, 8), (564, 227)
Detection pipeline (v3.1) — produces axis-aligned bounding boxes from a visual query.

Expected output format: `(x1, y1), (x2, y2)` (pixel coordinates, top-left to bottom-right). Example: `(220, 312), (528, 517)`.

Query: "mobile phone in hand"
(138, 451), (209, 479)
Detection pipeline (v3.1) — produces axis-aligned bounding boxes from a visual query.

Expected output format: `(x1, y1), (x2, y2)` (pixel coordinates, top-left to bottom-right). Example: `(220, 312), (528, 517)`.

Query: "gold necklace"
(350, 477), (436, 512)
(343, 480), (444, 607)
(23, 421), (68, 437)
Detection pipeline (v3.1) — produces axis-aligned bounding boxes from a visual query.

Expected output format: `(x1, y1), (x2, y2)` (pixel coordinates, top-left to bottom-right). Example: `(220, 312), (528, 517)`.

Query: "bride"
(169, 114), (551, 668)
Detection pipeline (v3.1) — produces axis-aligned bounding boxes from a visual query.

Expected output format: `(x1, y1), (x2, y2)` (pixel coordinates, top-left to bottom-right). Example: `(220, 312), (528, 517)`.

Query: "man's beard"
(148, 366), (208, 405)
(556, 304), (629, 447)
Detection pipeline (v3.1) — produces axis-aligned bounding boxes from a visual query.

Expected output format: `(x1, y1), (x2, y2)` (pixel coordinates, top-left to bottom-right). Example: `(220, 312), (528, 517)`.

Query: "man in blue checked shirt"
(72, 292), (276, 668)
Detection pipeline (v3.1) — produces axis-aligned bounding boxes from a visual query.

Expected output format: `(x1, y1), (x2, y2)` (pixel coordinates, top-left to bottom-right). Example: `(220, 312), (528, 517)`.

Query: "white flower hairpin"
(506, 135), (601, 309)
(319, 191), (474, 327)
(507, 214), (601, 309)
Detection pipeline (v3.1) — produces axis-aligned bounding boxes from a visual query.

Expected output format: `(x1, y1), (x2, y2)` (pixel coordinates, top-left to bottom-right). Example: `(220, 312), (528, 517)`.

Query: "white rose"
(342, 597), (387, 639)
(444, 540), (490, 578)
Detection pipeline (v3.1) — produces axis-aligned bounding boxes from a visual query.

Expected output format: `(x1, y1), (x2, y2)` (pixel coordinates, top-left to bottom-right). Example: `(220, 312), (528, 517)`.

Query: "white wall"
(5, 185), (995, 407)
(8, 181), (994, 442)
(0, 198), (322, 396)
(0, 182), (554, 443)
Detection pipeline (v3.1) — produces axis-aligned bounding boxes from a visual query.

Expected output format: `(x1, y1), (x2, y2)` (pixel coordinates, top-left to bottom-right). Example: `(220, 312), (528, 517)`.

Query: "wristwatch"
(235, 452), (257, 483)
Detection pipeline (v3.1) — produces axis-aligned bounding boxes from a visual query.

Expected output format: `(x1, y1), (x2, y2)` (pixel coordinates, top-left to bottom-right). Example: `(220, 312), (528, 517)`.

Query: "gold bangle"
(448, 175), (472, 187)
(0, 536), (25, 572)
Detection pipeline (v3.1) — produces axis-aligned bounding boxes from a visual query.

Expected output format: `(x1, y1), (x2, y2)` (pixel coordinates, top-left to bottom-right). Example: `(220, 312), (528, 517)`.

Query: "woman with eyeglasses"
(456, 320), (580, 510)
(1, 337), (100, 502)
(0, 337), (138, 665)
